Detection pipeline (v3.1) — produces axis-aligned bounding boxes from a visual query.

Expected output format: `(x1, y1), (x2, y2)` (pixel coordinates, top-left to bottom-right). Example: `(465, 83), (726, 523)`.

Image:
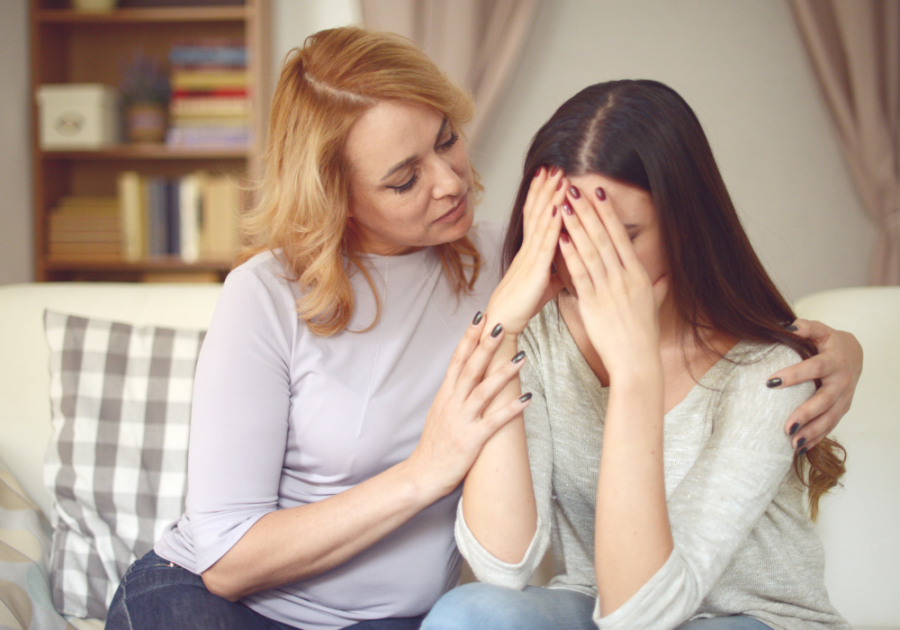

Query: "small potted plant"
(119, 53), (170, 143)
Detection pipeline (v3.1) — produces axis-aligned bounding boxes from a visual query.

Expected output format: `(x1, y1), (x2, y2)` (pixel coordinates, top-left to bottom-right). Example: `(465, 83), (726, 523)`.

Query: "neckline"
(547, 300), (748, 417)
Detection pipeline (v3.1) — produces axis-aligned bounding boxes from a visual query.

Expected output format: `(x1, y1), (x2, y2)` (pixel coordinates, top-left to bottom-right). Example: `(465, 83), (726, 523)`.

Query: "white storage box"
(36, 84), (120, 150)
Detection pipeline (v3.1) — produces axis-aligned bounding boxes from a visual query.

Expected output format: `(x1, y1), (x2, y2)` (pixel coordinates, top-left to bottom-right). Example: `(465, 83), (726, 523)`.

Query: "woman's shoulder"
(218, 249), (301, 321)
(724, 340), (806, 377)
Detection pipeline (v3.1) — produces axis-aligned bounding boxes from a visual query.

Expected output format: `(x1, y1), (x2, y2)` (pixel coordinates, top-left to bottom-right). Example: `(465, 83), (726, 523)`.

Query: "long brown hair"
(238, 27), (481, 336)
(503, 80), (844, 517)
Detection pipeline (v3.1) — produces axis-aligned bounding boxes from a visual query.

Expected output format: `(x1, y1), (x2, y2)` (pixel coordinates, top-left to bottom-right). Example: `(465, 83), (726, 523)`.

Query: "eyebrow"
(379, 117), (450, 182)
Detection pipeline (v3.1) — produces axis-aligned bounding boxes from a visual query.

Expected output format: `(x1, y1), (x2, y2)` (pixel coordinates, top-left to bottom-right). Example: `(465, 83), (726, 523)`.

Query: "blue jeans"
(107, 550), (425, 630)
(421, 582), (772, 630)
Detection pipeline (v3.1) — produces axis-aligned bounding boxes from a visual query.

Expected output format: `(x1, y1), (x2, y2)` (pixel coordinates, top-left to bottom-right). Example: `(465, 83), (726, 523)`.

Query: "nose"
(430, 154), (466, 200)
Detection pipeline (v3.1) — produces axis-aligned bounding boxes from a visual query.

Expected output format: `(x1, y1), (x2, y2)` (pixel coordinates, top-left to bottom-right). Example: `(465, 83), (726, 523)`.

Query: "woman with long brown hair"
(107, 29), (859, 630)
(424, 80), (850, 630)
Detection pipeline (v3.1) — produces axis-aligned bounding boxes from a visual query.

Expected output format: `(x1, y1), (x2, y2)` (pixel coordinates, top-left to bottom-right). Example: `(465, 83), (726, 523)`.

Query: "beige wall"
(0, 0), (32, 285)
(1, 0), (875, 300)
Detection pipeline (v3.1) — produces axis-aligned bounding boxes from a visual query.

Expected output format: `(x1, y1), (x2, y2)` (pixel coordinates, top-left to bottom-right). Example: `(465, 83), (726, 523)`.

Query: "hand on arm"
(201, 306), (530, 601)
(767, 319), (863, 450)
(462, 167), (567, 563)
(556, 184), (670, 614)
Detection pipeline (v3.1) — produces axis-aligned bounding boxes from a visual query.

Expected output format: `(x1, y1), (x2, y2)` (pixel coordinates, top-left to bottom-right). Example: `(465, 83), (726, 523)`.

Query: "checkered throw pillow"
(43, 310), (205, 620)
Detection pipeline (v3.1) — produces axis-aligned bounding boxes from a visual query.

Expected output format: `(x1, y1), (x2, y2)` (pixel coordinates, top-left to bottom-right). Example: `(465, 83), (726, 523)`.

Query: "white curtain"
(789, 0), (900, 285)
(360, 0), (538, 150)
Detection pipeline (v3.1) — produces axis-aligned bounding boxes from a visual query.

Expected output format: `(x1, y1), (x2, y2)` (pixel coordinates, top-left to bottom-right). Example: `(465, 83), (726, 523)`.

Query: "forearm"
(202, 457), (444, 600)
(461, 333), (538, 563)
(594, 368), (671, 614)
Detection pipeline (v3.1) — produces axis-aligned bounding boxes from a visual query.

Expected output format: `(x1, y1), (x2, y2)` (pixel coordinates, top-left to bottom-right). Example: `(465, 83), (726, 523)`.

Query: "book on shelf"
(47, 196), (122, 262)
(117, 170), (243, 264)
(168, 40), (250, 149)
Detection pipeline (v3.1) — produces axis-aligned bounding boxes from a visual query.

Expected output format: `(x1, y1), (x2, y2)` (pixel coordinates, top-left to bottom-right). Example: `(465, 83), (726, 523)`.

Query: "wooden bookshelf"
(30, 0), (271, 282)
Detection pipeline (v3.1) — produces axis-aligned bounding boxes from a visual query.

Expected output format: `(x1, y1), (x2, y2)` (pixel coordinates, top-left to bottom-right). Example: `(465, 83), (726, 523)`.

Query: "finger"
(564, 187), (625, 286)
(458, 321), (510, 392)
(476, 391), (533, 443)
(766, 353), (834, 389)
(790, 409), (844, 452)
(463, 349), (529, 419)
(561, 199), (609, 288)
(590, 185), (643, 271)
(783, 386), (847, 445)
(523, 168), (564, 229)
(558, 231), (595, 298)
(788, 318), (831, 344)
(443, 312), (490, 388)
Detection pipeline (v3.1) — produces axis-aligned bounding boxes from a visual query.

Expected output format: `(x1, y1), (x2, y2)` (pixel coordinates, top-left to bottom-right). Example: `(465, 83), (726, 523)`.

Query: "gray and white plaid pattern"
(43, 310), (205, 619)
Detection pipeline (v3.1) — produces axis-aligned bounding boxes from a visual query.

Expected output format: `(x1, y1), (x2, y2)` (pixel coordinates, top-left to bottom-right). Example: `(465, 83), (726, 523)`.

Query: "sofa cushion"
(0, 457), (76, 630)
(43, 311), (205, 620)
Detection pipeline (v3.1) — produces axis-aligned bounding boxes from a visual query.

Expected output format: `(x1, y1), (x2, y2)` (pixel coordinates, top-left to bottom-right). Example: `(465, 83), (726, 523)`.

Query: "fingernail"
(534, 167), (543, 178)
(512, 350), (526, 363)
(596, 187), (606, 201)
(568, 186), (580, 199)
(490, 323), (503, 338)
(472, 311), (483, 326)
(560, 233), (571, 244)
(557, 178), (564, 190)
(789, 422), (800, 436)
(550, 166), (560, 176)
(796, 437), (807, 449)
(766, 377), (782, 388)
(798, 446), (808, 456)
(519, 392), (533, 403)
(785, 325), (798, 332)
(562, 202), (574, 215)
(552, 205), (557, 217)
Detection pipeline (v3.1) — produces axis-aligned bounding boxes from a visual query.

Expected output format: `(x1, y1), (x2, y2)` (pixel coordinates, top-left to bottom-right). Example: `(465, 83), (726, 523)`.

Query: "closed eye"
(437, 132), (459, 152)
(389, 171), (420, 194)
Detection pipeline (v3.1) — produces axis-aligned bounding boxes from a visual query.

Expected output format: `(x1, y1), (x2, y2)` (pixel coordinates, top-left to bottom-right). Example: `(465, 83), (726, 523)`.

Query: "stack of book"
(47, 197), (121, 262)
(117, 170), (242, 263)
(167, 41), (249, 148)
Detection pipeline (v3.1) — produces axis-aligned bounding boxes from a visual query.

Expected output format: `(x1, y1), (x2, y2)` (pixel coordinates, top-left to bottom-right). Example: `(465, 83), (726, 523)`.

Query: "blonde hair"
(237, 27), (482, 336)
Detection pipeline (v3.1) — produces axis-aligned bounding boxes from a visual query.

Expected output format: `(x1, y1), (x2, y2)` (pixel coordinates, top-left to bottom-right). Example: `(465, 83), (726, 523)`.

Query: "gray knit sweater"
(457, 301), (849, 630)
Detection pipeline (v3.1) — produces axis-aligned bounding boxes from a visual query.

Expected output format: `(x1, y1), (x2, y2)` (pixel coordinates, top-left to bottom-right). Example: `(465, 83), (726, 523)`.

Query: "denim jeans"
(107, 550), (425, 630)
(420, 582), (773, 630)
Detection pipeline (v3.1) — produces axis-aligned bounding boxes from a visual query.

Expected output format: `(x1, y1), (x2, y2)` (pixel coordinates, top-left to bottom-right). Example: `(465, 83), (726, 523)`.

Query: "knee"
(422, 583), (526, 630)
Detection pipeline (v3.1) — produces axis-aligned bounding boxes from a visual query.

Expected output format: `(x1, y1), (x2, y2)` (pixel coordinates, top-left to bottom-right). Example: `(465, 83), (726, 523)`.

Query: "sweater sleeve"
(596, 344), (814, 630)
(184, 267), (295, 573)
(454, 326), (554, 589)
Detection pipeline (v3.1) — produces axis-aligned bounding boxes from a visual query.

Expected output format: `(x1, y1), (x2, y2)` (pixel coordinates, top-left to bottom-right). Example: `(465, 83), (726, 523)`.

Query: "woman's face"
(344, 100), (475, 256)
(555, 172), (669, 307)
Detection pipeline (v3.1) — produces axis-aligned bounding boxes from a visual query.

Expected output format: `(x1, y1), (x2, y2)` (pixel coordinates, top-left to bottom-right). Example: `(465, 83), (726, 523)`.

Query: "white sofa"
(0, 282), (897, 629)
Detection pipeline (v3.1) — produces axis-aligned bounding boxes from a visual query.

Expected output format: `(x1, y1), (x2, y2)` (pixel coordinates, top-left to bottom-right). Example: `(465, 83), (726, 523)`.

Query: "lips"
(435, 193), (468, 224)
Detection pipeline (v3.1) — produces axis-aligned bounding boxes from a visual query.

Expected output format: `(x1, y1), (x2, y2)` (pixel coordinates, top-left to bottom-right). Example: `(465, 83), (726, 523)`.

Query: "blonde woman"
(107, 31), (861, 630)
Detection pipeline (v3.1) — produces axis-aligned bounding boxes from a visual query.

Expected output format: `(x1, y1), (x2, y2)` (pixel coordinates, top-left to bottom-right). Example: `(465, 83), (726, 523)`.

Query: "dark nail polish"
(512, 350), (526, 363)
(789, 422), (800, 436)
(799, 446), (808, 456)
(785, 324), (799, 332)
(560, 233), (571, 244)
(596, 187), (606, 201)
(796, 437), (807, 449)
(562, 203), (574, 216)
(568, 186), (580, 199)
(766, 377), (782, 388)
(552, 205), (557, 217)
(472, 311), (483, 326)
(519, 392), (533, 403)
(556, 178), (564, 191)
(550, 166), (560, 176)
(490, 323), (503, 338)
